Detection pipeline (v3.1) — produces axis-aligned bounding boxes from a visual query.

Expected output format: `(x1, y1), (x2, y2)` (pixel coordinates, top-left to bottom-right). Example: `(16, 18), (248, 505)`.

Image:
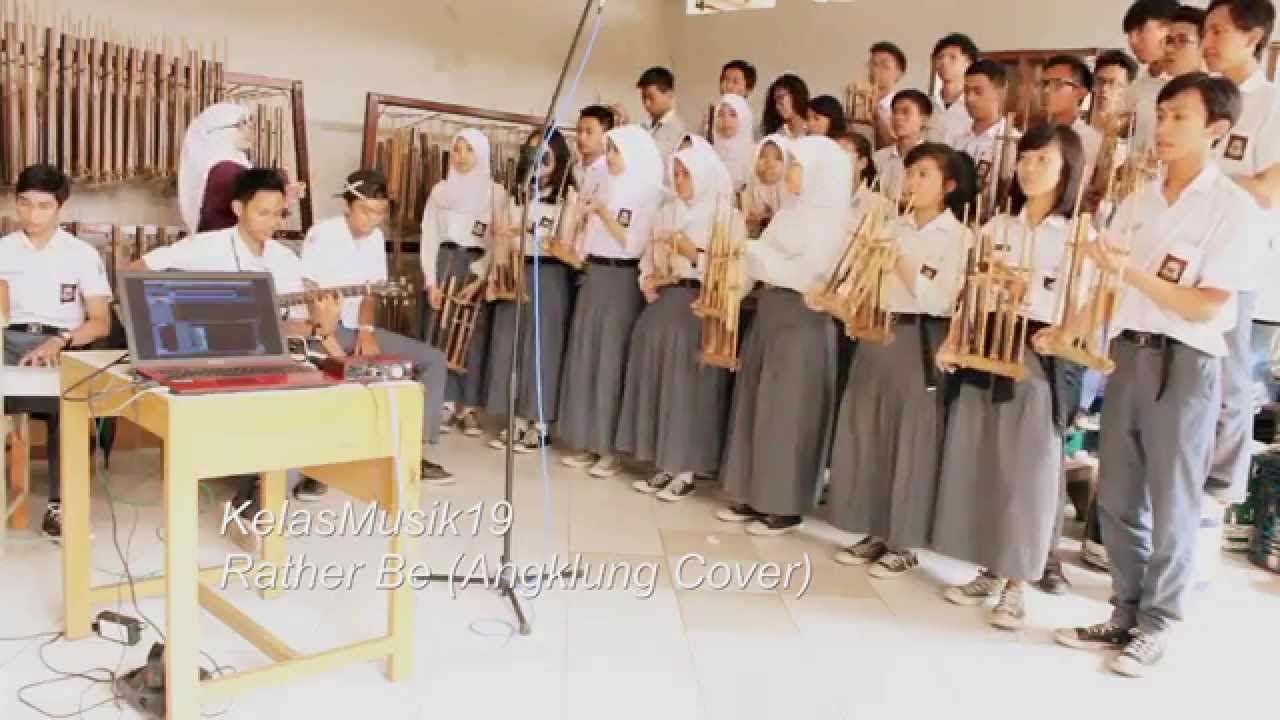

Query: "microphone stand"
(426, 0), (601, 636)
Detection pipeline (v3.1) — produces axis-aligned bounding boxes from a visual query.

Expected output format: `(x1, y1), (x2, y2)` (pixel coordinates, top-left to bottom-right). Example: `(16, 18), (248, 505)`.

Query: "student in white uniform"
(557, 126), (665, 478)
(299, 170), (452, 487)
(638, 66), (689, 160)
(1054, 74), (1256, 678)
(712, 94), (756, 192)
(617, 142), (742, 502)
(745, 134), (792, 238)
(575, 105), (616, 197)
(1164, 6), (1208, 78)
(1124, 0), (1181, 154)
(869, 41), (909, 149)
(934, 125), (1088, 630)
(836, 132), (879, 205)
(418, 128), (507, 437)
(1201, 0), (1280, 504)
(928, 33), (979, 147)
(717, 135), (852, 536)
(1040, 56), (1103, 168)
(133, 168), (344, 518)
(825, 143), (976, 577)
(873, 89), (933, 202)
(1094, 51), (1141, 133)
(761, 74), (810, 140)
(0, 164), (112, 538)
(719, 59), (757, 100)
(958, 59), (1021, 214)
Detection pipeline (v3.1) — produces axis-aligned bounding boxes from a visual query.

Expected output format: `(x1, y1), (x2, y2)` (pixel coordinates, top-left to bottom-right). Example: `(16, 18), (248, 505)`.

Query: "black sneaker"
(1110, 630), (1167, 677)
(746, 514), (803, 536)
(423, 460), (455, 486)
(633, 472), (672, 494)
(716, 503), (764, 523)
(292, 477), (328, 503)
(657, 474), (696, 502)
(1054, 621), (1133, 651)
(515, 430), (550, 454)
(1037, 556), (1071, 595)
(42, 503), (62, 540)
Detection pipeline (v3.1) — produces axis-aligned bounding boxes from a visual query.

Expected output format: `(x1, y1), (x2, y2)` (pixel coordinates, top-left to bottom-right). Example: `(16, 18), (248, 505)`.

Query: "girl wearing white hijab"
(557, 125), (665, 478)
(678, 134), (734, 197)
(743, 134), (791, 238)
(616, 142), (744, 501)
(178, 103), (252, 233)
(419, 127), (508, 436)
(712, 94), (755, 192)
(716, 135), (852, 536)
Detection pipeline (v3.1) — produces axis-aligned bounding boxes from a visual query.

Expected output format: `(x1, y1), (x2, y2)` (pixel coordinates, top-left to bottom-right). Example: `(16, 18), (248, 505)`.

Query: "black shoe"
(42, 503), (62, 540)
(423, 460), (455, 486)
(746, 514), (804, 536)
(292, 477), (328, 503)
(1054, 620), (1133, 651)
(1038, 556), (1071, 595)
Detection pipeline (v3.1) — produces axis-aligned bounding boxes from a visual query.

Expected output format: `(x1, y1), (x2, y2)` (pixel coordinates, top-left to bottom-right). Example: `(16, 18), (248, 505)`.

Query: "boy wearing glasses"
(1165, 6), (1207, 76)
(1041, 55), (1102, 167)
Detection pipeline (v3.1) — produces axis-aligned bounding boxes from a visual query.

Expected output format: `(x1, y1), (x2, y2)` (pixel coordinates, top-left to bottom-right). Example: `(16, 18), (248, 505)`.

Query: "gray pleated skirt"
(554, 261), (645, 454)
(720, 288), (837, 516)
(932, 353), (1065, 580)
(825, 319), (944, 548)
(418, 244), (490, 407)
(614, 284), (730, 475)
(484, 258), (572, 423)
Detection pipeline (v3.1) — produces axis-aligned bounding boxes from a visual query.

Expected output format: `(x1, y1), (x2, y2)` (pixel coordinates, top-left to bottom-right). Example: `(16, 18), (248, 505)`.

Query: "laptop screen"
(121, 273), (286, 363)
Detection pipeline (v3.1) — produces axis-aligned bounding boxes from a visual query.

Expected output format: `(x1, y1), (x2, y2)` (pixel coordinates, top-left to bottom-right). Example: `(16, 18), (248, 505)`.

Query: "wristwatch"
(57, 329), (74, 349)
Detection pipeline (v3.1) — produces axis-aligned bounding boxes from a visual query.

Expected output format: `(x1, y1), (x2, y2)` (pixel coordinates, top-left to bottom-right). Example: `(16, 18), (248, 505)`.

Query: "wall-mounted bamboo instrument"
(430, 275), (479, 373)
(692, 199), (746, 370)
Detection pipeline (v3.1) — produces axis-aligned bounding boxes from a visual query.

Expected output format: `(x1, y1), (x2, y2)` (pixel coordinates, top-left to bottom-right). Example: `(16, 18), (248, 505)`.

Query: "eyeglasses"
(1095, 77), (1127, 90)
(1038, 78), (1080, 91)
(1164, 33), (1198, 48)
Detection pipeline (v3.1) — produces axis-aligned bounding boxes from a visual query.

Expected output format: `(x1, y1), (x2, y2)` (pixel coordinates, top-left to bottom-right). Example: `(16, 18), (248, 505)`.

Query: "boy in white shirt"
(873, 89), (932, 201)
(868, 41), (908, 149)
(0, 164), (112, 538)
(928, 33), (978, 148)
(1040, 55), (1103, 168)
(1052, 73), (1256, 678)
(1124, 0), (1181, 153)
(300, 170), (453, 490)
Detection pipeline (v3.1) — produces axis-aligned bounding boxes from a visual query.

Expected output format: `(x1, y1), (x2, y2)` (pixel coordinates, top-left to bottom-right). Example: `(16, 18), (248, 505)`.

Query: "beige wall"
(666, 0), (1134, 131)
(1, 0), (674, 226)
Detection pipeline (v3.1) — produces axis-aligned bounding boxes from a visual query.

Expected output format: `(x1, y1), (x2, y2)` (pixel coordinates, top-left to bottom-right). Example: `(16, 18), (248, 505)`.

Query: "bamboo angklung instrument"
(936, 200), (1035, 381)
(548, 182), (587, 269)
(430, 275), (479, 373)
(807, 190), (901, 344)
(692, 197), (745, 370)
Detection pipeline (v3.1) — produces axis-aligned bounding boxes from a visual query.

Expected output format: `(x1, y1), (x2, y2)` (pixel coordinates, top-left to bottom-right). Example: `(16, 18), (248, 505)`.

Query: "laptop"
(117, 271), (336, 395)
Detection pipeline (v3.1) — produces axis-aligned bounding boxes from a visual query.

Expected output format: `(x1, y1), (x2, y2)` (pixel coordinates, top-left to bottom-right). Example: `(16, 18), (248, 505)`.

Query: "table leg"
(386, 387), (422, 681)
(259, 470), (287, 600)
(164, 439), (201, 720)
(60, 396), (92, 639)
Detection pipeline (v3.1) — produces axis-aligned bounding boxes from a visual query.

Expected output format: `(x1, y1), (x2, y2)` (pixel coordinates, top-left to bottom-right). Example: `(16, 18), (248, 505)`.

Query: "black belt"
(1255, 319), (1280, 328)
(945, 319), (1077, 429)
(440, 242), (483, 253)
(587, 255), (640, 268)
(890, 314), (943, 392)
(8, 323), (67, 337)
(1119, 330), (1179, 401)
(667, 279), (702, 290)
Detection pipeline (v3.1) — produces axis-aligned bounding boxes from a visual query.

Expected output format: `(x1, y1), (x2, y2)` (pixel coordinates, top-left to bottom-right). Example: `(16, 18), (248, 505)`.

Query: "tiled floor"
(2, 432), (1279, 719)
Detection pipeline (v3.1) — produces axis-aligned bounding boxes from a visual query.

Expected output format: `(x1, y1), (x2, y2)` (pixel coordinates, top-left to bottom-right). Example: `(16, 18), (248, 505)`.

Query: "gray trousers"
(333, 326), (446, 445)
(1099, 339), (1220, 634)
(1207, 292), (1256, 503)
(4, 330), (63, 502)
(1250, 320), (1280, 404)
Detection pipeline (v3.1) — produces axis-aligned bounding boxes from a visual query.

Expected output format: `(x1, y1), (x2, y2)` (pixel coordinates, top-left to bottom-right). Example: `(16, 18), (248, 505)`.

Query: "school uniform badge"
(920, 265), (938, 280)
(472, 221), (488, 237)
(538, 216), (554, 230)
(617, 209), (632, 228)
(60, 283), (78, 303)
(1157, 254), (1188, 284)
(1224, 134), (1248, 162)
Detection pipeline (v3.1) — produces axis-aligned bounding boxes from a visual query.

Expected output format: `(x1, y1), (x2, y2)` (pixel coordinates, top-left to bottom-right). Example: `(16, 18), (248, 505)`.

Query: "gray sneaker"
(1054, 620), (1133, 651)
(990, 582), (1026, 631)
(943, 571), (1002, 606)
(1110, 630), (1167, 678)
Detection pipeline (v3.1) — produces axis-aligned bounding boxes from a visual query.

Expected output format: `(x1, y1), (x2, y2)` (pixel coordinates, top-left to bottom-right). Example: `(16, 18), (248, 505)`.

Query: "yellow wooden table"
(58, 350), (423, 719)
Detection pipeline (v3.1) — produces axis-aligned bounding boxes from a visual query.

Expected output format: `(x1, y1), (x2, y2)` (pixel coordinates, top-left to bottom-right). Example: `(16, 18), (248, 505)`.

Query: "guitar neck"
(277, 283), (382, 308)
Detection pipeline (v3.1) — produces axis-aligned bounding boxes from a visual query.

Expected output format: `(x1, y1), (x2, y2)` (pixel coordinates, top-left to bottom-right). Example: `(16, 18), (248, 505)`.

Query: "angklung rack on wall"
(359, 92), (576, 335)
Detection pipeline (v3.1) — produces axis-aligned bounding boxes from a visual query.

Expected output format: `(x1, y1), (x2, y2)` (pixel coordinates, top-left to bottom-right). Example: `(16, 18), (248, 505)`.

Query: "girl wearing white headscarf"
(743, 134), (791, 238)
(678, 133), (734, 197)
(178, 103), (251, 233)
(712, 94), (755, 192)
(557, 125), (665, 478)
(824, 142), (976, 579)
(616, 142), (744, 501)
(418, 127), (508, 436)
(716, 135), (852, 536)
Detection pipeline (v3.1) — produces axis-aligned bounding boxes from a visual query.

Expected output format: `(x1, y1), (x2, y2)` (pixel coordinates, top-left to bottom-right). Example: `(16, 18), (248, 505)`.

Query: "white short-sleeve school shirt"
(1212, 69), (1280, 319)
(300, 217), (388, 329)
(0, 229), (112, 329)
(142, 227), (307, 319)
(929, 87), (972, 148)
(1109, 163), (1260, 356)
(883, 210), (971, 317)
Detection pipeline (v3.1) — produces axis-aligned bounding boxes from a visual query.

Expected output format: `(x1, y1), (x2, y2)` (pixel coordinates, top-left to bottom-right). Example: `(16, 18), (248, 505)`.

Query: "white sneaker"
(459, 411), (483, 437)
(943, 571), (1002, 606)
(561, 452), (597, 469)
(588, 454), (622, 478)
(657, 472), (696, 502)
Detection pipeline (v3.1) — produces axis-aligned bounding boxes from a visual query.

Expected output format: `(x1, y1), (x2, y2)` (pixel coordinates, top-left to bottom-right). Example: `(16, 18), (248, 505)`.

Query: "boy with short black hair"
(0, 164), (112, 538)
(1053, 73), (1256, 678)
(720, 59), (757, 98)
(929, 33), (979, 146)
(636, 66), (687, 158)
(1201, 0), (1280, 512)
(869, 41), (908, 148)
(1165, 6), (1207, 76)
(1041, 55), (1102, 165)
(958, 59), (1019, 212)
(1124, 0), (1183, 153)
(874, 89), (933, 200)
